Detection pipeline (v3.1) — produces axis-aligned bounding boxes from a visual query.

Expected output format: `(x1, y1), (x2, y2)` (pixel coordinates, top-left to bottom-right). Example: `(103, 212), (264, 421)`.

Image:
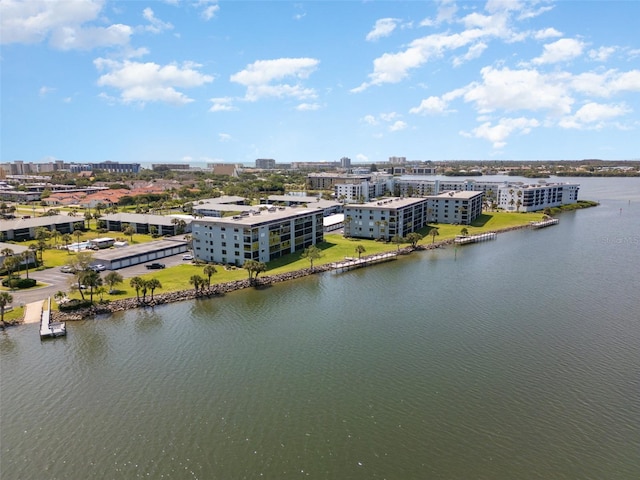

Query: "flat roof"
(0, 242), (29, 255)
(1, 214), (76, 231)
(348, 197), (428, 210)
(193, 206), (323, 227)
(93, 237), (187, 262)
(99, 213), (192, 226)
(432, 190), (484, 199)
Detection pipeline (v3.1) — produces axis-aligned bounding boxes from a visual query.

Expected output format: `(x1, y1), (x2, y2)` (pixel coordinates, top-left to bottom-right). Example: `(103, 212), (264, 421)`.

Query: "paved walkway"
(22, 300), (44, 324)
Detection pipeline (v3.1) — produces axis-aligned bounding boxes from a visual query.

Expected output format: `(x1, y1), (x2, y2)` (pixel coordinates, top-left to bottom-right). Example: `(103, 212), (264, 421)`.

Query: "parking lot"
(9, 253), (194, 306)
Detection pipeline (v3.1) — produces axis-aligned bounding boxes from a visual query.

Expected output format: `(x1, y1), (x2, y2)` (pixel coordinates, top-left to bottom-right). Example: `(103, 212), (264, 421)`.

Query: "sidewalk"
(22, 300), (44, 324)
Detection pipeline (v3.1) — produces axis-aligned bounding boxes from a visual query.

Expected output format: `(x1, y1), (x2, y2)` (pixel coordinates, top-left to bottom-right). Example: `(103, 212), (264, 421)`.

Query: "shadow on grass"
(470, 214), (491, 227)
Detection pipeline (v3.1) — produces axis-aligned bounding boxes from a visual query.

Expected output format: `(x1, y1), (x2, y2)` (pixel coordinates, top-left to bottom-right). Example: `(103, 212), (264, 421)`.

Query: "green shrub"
(59, 299), (93, 311)
(1, 277), (37, 289)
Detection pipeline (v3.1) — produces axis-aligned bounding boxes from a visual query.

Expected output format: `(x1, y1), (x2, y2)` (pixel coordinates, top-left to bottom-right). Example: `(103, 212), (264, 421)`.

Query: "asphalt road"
(8, 253), (191, 306)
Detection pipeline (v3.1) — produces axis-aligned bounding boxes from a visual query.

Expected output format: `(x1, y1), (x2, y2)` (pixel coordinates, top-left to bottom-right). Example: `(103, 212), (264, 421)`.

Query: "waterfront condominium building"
(343, 191), (484, 240)
(498, 182), (580, 212)
(344, 197), (430, 241)
(191, 207), (324, 266)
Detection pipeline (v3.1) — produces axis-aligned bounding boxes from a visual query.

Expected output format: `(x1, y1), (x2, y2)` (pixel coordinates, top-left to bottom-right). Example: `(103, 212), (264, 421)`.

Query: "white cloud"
(0, 0), (132, 50)
(181, 156), (193, 162)
(588, 46), (616, 62)
(218, 133), (231, 142)
(389, 120), (408, 132)
(453, 42), (488, 67)
(296, 103), (321, 111)
(464, 116), (540, 149)
(353, 4), (526, 92)
(39, 86), (55, 97)
(366, 18), (400, 42)
(95, 58), (214, 105)
(559, 102), (630, 129)
(571, 69), (640, 97)
(409, 96), (449, 115)
(142, 8), (173, 34)
(534, 27), (563, 40)
(362, 115), (378, 126)
(532, 38), (585, 65)
(230, 58), (319, 101)
(195, 0), (219, 21)
(209, 97), (236, 112)
(463, 66), (574, 115)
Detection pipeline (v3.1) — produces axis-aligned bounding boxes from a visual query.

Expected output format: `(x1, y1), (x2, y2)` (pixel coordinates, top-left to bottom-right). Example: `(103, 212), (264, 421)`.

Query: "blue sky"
(2, 0), (639, 165)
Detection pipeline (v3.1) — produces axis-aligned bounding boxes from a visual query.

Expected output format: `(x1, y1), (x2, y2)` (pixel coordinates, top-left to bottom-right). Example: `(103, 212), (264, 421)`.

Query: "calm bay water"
(1, 177), (639, 479)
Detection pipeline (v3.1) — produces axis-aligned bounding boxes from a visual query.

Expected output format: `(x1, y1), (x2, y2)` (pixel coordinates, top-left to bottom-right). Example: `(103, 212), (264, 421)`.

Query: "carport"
(92, 237), (188, 270)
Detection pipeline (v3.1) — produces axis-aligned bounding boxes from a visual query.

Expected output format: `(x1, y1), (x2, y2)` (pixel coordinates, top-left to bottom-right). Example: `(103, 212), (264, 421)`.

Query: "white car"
(90, 264), (106, 271)
(182, 254), (193, 261)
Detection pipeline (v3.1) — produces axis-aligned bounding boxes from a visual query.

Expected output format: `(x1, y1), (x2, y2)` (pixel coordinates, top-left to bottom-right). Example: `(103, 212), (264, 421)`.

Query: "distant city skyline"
(2, 1), (639, 164)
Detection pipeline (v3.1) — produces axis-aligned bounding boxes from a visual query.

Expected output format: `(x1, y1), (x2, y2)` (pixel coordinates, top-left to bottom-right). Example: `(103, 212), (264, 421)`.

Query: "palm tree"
(391, 234), (403, 251)
(73, 228), (83, 247)
(203, 265), (217, 287)
(343, 216), (352, 238)
(21, 251), (32, 279)
(430, 228), (440, 244)
(80, 270), (102, 303)
(355, 244), (366, 259)
(301, 245), (323, 271)
(123, 224), (135, 243)
(130, 277), (144, 302)
(189, 274), (204, 293)
(460, 227), (469, 236)
(84, 211), (93, 229)
(243, 260), (266, 285)
(147, 278), (162, 300)
(406, 232), (423, 248)
(2, 256), (20, 288)
(0, 292), (13, 328)
(104, 271), (123, 294)
(61, 233), (72, 253)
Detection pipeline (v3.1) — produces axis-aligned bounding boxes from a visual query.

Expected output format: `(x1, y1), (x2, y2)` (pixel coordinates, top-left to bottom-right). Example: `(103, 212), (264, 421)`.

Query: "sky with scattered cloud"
(1, 0), (639, 165)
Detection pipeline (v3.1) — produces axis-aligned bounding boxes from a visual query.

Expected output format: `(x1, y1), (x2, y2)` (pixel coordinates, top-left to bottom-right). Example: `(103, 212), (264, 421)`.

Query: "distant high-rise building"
(389, 156), (406, 164)
(340, 157), (351, 169)
(255, 158), (276, 169)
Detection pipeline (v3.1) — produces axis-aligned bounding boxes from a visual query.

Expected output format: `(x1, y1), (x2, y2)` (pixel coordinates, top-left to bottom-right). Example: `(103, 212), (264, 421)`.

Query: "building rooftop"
(193, 205), (323, 227)
(92, 237), (187, 262)
(1, 214), (77, 231)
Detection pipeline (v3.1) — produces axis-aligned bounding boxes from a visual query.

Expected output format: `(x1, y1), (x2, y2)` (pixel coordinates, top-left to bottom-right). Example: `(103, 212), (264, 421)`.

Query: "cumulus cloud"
(39, 86), (55, 97)
(230, 58), (319, 101)
(410, 96), (450, 115)
(532, 38), (585, 64)
(534, 27), (563, 40)
(389, 120), (408, 132)
(142, 8), (174, 34)
(463, 66), (574, 115)
(209, 97), (236, 112)
(366, 18), (400, 41)
(559, 102), (630, 129)
(195, 0), (219, 21)
(589, 46), (616, 62)
(95, 58), (214, 105)
(463, 116), (540, 149)
(1, 0), (132, 50)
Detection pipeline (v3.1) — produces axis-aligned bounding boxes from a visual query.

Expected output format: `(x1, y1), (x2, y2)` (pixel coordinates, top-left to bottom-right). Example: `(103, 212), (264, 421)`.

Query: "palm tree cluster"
(129, 277), (162, 303)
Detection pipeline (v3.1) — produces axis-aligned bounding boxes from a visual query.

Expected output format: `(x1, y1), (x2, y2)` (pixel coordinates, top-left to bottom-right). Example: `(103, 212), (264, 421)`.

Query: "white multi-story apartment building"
(498, 183), (580, 212)
(343, 191), (484, 240)
(191, 207), (324, 266)
(334, 174), (394, 202)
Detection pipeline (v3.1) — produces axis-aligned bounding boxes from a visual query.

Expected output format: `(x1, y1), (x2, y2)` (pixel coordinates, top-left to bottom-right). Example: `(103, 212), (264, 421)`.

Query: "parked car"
(90, 264), (106, 271)
(182, 254), (193, 261)
(60, 265), (76, 274)
(146, 263), (166, 270)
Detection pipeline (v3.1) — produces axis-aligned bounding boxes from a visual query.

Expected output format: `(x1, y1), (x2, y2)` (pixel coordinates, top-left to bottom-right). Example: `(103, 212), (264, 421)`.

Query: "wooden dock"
(331, 252), (398, 273)
(454, 232), (497, 245)
(40, 297), (66, 339)
(530, 218), (559, 228)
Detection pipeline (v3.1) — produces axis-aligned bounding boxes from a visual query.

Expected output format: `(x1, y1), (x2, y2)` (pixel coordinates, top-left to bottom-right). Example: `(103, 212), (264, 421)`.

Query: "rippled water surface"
(1, 177), (639, 479)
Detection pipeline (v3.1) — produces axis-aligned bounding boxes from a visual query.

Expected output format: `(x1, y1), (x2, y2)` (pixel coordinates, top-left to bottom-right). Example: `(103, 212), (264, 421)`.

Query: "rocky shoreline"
(48, 223), (530, 322)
